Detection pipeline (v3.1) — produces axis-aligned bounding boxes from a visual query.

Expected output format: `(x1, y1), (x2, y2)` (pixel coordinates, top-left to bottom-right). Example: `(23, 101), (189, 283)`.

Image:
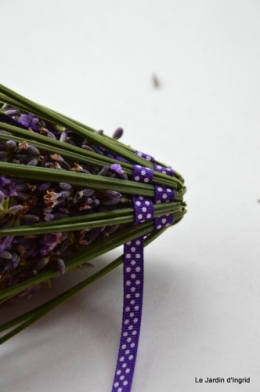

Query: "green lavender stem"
(0, 203), (185, 237)
(0, 211), (185, 303)
(0, 84), (152, 167)
(0, 228), (166, 342)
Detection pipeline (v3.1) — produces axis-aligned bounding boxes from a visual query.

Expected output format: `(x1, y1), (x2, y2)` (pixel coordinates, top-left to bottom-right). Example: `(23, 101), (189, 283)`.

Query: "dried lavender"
(0, 84), (186, 343)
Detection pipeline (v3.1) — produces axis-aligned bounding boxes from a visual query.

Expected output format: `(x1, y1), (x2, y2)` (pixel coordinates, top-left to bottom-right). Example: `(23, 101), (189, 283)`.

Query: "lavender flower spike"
(110, 163), (128, 179)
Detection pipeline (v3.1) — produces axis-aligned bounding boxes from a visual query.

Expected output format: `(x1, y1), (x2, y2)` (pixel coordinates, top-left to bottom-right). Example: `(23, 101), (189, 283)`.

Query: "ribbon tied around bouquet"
(112, 152), (175, 392)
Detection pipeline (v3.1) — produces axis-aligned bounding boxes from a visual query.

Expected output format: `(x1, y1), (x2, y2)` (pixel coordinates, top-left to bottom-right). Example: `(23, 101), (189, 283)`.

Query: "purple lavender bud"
(102, 198), (121, 206)
(26, 145), (40, 155)
(60, 191), (70, 199)
(95, 130), (104, 135)
(0, 175), (10, 187)
(104, 225), (120, 235)
(12, 252), (20, 268)
(98, 190), (122, 206)
(86, 197), (93, 205)
(43, 233), (62, 253)
(9, 187), (18, 197)
(38, 182), (51, 192)
(20, 214), (40, 223)
(17, 113), (40, 130)
(15, 155), (32, 164)
(50, 153), (65, 162)
(40, 128), (57, 139)
(120, 172), (128, 180)
(33, 257), (50, 273)
(0, 130), (11, 135)
(80, 228), (101, 245)
(101, 190), (122, 199)
(82, 145), (95, 152)
(0, 191), (4, 204)
(0, 249), (12, 259)
(44, 213), (54, 221)
(93, 199), (100, 207)
(110, 163), (123, 174)
(59, 160), (72, 170)
(31, 117), (39, 128)
(6, 140), (16, 149)
(56, 239), (70, 255)
(44, 233), (61, 249)
(82, 189), (94, 197)
(112, 127), (123, 140)
(81, 168), (91, 174)
(0, 176), (17, 197)
(56, 258), (66, 274)
(1, 236), (14, 249)
(18, 114), (32, 127)
(7, 205), (23, 214)
(59, 182), (72, 191)
(44, 207), (53, 213)
(16, 192), (29, 200)
(110, 163), (128, 179)
(4, 109), (19, 116)
(27, 158), (39, 166)
(98, 166), (109, 176)
(59, 131), (67, 142)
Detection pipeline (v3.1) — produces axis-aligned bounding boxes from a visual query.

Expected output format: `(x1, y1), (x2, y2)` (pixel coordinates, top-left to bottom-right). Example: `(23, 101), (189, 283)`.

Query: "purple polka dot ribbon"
(112, 158), (175, 392)
(112, 237), (144, 392)
(132, 165), (153, 184)
(154, 163), (174, 177)
(155, 185), (175, 203)
(133, 196), (154, 224)
(155, 214), (173, 230)
(134, 150), (154, 162)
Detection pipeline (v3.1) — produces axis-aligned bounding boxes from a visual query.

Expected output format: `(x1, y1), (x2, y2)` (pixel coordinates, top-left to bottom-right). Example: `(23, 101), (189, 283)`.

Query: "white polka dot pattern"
(154, 164), (174, 176)
(132, 165), (153, 184)
(133, 196), (154, 224)
(112, 238), (144, 392)
(134, 150), (154, 162)
(155, 214), (174, 230)
(155, 185), (175, 203)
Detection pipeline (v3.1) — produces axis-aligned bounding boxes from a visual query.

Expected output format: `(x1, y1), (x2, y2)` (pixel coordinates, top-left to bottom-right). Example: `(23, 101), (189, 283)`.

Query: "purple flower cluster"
(0, 176), (17, 198)
(16, 113), (40, 130)
(0, 105), (130, 293)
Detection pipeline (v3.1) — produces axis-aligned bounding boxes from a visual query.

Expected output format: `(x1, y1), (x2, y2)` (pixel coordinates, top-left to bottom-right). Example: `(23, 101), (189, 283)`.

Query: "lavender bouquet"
(0, 84), (186, 345)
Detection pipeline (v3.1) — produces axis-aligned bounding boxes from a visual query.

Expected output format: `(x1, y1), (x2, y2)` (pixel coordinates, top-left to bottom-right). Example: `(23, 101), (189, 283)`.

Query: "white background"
(1, 1), (260, 391)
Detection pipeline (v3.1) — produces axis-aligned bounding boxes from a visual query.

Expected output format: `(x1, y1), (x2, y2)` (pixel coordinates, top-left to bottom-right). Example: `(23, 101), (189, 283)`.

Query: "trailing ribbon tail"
(112, 155), (175, 392)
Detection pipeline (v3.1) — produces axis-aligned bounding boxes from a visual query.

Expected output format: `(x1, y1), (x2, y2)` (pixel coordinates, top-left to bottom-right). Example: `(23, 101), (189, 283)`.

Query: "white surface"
(1, 1), (260, 391)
